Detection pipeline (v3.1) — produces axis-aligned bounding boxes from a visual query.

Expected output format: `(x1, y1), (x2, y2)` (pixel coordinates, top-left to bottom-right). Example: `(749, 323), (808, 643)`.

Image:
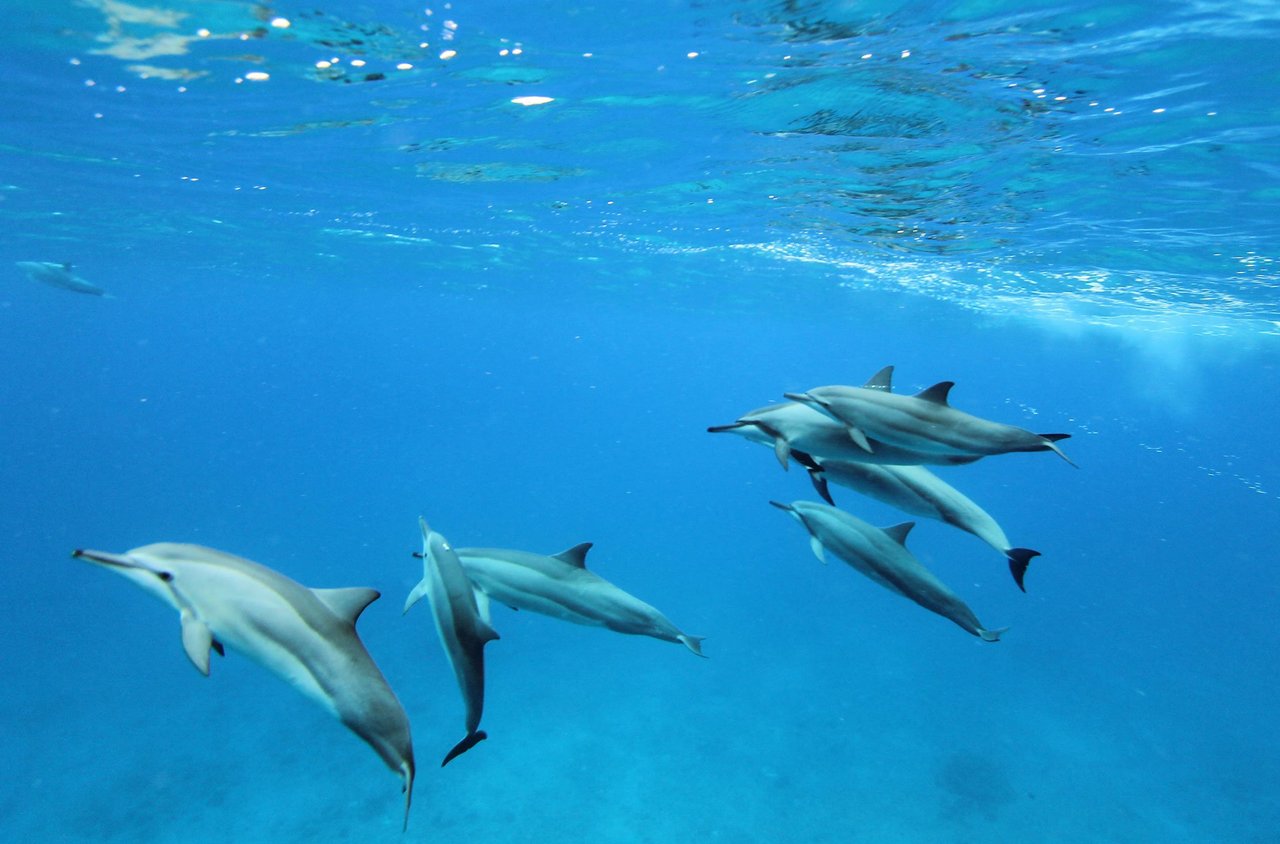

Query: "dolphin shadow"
(934, 749), (1020, 821)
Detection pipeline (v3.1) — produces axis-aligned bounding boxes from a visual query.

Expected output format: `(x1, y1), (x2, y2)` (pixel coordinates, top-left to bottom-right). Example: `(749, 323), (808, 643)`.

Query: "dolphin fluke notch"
(441, 730), (488, 767)
(1005, 548), (1040, 592)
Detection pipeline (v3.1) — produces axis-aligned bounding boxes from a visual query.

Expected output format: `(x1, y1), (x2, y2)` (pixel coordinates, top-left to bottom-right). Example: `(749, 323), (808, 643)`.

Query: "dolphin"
(404, 518), (500, 767)
(16, 261), (108, 296)
(801, 458), (1040, 591)
(770, 501), (1007, 641)
(71, 543), (415, 829)
(452, 543), (706, 657)
(784, 366), (1075, 466)
(708, 400), (984, 469)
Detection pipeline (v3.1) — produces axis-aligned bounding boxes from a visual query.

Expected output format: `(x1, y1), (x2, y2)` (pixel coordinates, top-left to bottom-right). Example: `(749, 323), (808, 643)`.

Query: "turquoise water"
(2, 1), (1277, 841)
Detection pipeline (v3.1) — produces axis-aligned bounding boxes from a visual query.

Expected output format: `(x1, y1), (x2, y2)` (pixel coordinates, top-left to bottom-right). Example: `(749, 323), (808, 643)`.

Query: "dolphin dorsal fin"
(882, 522), (916, 545)
(471, 615), (501, 644)
(313, 587), (381, 625)
(863, 365), (894, 392)
(552, 542), (593, 568)
(915, 381), (953, 405)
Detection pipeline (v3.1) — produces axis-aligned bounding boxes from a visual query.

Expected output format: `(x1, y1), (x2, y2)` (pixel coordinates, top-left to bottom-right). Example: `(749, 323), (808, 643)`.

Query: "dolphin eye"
(158, 571), (174, 582)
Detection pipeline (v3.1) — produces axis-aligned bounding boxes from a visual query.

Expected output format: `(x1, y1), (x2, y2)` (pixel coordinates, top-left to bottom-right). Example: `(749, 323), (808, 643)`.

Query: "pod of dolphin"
(69, 364), (1070, 828)
(71, 519), (703, 829)
(711, 365), (1075, 637)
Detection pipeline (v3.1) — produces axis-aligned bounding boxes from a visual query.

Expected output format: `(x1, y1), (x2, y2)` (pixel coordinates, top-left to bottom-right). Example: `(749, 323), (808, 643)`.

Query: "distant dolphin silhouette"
(785, 366), (1075, 465)
(405, 518), (500, 767)
(72, 543), (415, 830)
(801, 458), (1040, 591)
(451, 543), (706, 656)
(771, 501), (1007, 641)
(16, 261), (107, 296)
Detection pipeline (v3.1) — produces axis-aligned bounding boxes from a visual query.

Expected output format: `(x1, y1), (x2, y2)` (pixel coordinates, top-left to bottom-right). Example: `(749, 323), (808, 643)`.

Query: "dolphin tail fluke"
(441, 730), (488, 767)
(978, 626), (1009, 643)
(846, 425), (874, 453)
(1040, 433), (1078, 467)
(400, 759), (415, 832)
(1005, 548), (1040, 592)
(678, 634), (707, 657)
(804, 466), (834, 505)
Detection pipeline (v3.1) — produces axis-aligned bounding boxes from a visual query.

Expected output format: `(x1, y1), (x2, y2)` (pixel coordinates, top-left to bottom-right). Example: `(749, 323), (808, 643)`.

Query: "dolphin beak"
(72, 548), (147, 572)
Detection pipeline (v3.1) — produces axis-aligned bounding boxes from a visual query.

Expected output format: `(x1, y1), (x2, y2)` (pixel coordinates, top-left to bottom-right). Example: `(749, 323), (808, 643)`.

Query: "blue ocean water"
(2, 0), (1278, 841)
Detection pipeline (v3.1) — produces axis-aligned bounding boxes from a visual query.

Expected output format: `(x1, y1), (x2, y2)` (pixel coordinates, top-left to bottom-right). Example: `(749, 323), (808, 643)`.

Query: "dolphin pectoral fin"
(678, 634), (707, 657)
(180, 610), (215, 676)
(773, 436), (793, 470)
(403, 580), (429, 615)
(846, 425), (874, 452)
(441, 730), (488, 767)
(978, 626), (1009, 643)
(1039, 433), (1078, 467)
(808, 535), (827, 564)
(472, 588), (494, 626)
(1005, 548), (1040, 592)
(312, 587), (380, 626)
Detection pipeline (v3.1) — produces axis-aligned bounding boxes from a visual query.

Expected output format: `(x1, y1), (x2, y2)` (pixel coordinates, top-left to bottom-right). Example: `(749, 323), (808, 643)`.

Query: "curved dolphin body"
(708, 400), (983, 469)
(405, 518), (499, 767)
(784, 366), (1075, 466)
(770, 501), (1007, 641)
(803, 459), (1040, 591)
(455, 544), (706, 657)
(71, 543), (415, 829)
(16, 261), (107, 296)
